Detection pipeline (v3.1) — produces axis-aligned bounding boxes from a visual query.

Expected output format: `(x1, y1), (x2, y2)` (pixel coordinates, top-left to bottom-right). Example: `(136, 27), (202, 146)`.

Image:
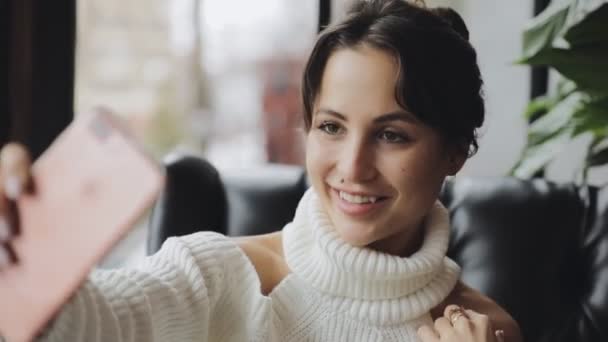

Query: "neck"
(367, 221), (425, 257)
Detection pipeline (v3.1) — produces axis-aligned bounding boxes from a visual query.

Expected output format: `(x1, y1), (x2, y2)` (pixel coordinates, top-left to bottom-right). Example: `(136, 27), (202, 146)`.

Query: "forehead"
(317, 45), (402, 116)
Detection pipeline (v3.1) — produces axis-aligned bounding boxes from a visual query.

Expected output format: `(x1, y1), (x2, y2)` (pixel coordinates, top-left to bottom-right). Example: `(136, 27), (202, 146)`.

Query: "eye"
(318, 121), (343, 135)
(378, 130), (408, 143)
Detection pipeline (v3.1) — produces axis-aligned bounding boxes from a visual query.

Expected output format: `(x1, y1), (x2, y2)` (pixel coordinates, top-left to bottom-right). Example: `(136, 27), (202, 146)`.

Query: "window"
(76, 0), (316, 167)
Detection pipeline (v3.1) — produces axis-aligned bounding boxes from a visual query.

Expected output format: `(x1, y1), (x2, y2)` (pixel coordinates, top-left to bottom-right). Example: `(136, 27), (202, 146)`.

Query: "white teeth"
(339, 191), (378, 204)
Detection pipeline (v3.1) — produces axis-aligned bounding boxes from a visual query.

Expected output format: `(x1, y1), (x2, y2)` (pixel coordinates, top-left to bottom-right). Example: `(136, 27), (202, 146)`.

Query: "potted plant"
(512, 0), (608, 183)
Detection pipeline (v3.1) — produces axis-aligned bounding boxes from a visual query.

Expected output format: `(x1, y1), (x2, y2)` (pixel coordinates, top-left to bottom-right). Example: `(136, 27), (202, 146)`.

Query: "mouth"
(330, 187), (390, 216)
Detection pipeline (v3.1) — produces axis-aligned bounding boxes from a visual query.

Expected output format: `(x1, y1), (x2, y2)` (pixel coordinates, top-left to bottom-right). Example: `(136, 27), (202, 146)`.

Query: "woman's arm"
(38, 233), (227, 342)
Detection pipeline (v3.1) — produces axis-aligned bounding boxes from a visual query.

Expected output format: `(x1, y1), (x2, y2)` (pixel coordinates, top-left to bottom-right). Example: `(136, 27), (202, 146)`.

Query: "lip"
(330, 187), (390, 217)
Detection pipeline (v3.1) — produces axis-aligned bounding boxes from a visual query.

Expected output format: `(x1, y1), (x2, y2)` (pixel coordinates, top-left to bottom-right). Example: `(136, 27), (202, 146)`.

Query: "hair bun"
(432, 7), (469, 41)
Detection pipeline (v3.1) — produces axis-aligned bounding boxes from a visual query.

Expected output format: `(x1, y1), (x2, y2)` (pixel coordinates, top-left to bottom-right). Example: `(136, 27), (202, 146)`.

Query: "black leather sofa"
(147, 154), (608, 342)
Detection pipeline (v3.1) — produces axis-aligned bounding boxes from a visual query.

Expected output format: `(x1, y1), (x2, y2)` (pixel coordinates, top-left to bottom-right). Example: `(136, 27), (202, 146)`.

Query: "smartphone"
(0, 108), (165, 342)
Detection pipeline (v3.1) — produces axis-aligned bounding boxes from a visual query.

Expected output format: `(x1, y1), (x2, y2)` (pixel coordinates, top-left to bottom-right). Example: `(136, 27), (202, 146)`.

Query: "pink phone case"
(0, 109), (165, 342)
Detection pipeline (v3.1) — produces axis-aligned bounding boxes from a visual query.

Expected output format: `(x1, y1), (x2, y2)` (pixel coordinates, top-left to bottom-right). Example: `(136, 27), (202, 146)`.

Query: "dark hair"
(302, 0), (484, 156)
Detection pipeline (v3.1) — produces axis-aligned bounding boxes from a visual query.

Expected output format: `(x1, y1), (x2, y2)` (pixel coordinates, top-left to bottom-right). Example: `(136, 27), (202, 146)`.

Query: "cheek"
(305, 133), (330, 184)
(387, 147), (448, 199)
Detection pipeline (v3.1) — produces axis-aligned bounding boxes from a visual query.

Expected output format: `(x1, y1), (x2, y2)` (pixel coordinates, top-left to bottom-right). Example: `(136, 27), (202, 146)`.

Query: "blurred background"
(2, 0), (607, 267)
(75, 0), (317, 167)
(71, 0), (607, 182)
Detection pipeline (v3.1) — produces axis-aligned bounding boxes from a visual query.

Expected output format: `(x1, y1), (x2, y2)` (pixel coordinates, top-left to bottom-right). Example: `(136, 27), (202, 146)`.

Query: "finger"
(0, 143), (33, 200)
(465, 309), (491, 329)
(495, 329), (505, 342)
(0, 214), (11, 242)
(445, 305), (472, 332)
(465, 309), (494, 340)
(0, 181), (12, 241)
(417, 325), (440, 342)
(0, 186), (18, 241)
(0, 244), (11, 269)
(444, 304), (469, 324)
(434, 317), (455, 337)
(444, 304), (464, 319)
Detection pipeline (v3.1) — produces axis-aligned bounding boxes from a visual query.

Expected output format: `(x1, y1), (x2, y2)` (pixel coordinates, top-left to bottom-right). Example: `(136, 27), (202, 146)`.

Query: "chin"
(332, 218), (380, 247)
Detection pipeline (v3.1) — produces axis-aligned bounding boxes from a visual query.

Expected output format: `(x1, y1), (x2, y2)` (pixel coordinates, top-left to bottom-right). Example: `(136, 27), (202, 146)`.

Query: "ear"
(446, 148), (467, 176)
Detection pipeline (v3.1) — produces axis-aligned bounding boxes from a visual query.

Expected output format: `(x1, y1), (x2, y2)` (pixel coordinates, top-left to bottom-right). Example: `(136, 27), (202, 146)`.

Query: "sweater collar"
(282, 188), (460, 323)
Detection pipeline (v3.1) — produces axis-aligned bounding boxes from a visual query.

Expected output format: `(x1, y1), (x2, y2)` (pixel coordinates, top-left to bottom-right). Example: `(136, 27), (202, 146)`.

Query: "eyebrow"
(316, 108), (419, 125)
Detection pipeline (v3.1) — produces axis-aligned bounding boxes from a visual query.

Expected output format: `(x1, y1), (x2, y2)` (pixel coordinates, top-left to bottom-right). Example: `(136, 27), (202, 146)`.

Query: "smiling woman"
(0, 1), (520, 342)
(301, 2), (485, 260)
(306, 46), (464, 256)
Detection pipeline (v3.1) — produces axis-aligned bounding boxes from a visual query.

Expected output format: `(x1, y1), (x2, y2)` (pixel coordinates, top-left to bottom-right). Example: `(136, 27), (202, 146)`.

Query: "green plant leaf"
(564, 3), (608, 47)
(513, 1), (608, 178)
(525, 80), (578, 123)
(526, 92), (584, 146)
(572, 95), (608, 136)
(521, 3), (608, 91)
(556, 78), (578, 98)
(588, 148), (608, 167)
(511, 128), (572, 178)
(524, 96), (553, 122)
(587, 136), (608, 167)
(519, 1), (570, 62)
(523, 45), (608, 91)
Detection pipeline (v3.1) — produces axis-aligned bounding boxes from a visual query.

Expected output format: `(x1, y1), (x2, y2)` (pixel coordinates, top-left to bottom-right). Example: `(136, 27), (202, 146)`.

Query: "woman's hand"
(418, 305), (505, 342)
(0, 143), (33, 269)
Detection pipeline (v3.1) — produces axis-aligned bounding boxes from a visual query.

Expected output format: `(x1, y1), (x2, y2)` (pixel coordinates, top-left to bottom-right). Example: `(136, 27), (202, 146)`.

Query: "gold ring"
(448, 307), (467, 325)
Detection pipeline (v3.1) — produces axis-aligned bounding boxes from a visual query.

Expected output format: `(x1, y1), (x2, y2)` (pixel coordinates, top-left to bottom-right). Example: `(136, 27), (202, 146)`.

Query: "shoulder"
(169, 231), (240, 260)
(166, 231), (288, 282)
(157, 231), (257, 280)
(233, 232), (290, 295)
(432, 281), (523, 342)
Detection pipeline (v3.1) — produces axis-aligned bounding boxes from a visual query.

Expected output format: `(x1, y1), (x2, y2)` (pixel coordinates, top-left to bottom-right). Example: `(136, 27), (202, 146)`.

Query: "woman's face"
(305, 45), (464, 253)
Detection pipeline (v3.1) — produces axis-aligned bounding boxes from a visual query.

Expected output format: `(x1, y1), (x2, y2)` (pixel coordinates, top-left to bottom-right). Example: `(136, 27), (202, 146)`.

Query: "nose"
(337, 135), (377, 183)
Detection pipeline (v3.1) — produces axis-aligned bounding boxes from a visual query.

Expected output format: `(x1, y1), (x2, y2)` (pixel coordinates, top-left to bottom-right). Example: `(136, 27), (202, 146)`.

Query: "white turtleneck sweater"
(40, 189), (460, 341)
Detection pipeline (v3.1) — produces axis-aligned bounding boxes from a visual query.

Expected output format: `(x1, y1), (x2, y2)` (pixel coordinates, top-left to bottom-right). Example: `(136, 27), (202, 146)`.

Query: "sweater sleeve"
(38, 232), (230, 342)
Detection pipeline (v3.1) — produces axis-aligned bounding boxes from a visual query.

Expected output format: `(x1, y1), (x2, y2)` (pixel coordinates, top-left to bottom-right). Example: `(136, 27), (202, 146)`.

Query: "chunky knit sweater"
(41, 189), (460, 341)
